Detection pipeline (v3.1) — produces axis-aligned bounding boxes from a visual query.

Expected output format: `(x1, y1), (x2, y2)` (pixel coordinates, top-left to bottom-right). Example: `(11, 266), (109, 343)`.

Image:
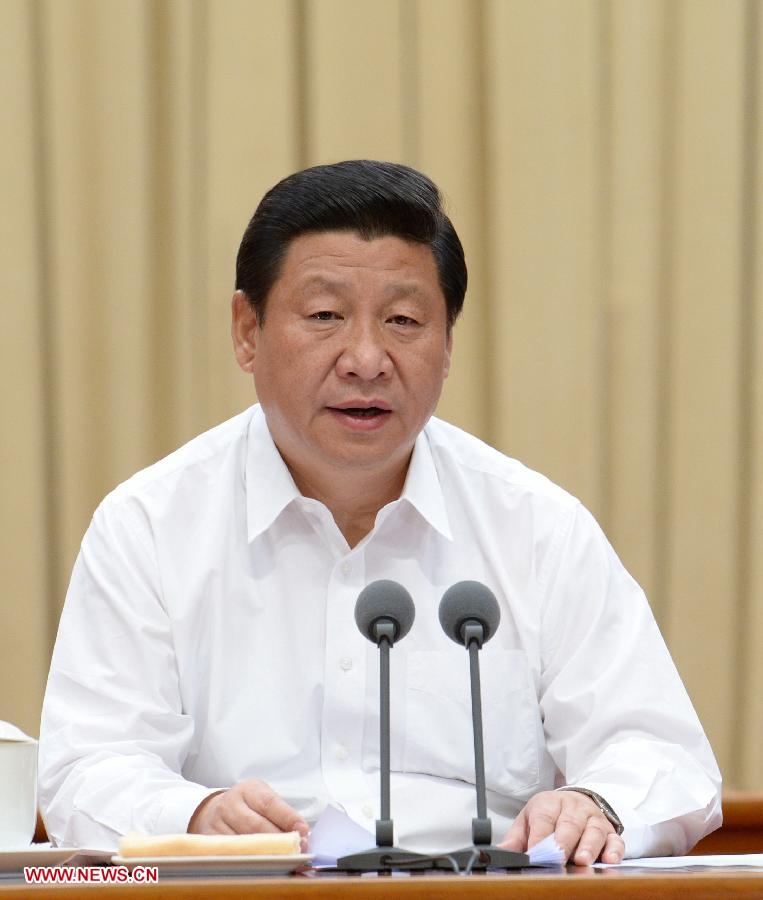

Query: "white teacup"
(0, 726), (38, 849)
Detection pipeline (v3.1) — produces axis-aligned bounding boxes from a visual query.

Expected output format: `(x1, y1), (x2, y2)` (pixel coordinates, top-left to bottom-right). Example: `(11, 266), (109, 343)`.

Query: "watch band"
(558, 787), (624, 835)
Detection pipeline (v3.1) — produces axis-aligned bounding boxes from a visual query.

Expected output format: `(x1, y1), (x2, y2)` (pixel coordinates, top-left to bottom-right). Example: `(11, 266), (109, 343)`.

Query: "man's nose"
(335, 322), (392, 381)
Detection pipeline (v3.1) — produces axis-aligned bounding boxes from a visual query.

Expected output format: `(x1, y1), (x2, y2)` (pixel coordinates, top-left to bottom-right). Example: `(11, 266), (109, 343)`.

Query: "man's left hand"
(499, 790), (624, 865)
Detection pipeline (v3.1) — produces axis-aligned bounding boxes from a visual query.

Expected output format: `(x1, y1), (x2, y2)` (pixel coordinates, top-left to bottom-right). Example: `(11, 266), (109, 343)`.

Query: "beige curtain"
(1, 0), (761, 789)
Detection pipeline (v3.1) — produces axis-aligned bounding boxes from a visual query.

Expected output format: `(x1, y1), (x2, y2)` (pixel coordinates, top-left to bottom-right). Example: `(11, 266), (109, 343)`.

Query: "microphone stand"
(441, 622), (529, 870)
(337, 621), (429, 871)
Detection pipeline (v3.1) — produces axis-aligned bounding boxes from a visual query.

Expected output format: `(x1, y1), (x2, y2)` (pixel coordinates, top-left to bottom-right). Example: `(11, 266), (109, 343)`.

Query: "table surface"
(3, 865), (763, 898)
(691, 790), (763, 855)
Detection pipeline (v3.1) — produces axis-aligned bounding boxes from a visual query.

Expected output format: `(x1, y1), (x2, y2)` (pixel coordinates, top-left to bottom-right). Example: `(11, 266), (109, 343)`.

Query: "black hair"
(235, 160), (467, 328)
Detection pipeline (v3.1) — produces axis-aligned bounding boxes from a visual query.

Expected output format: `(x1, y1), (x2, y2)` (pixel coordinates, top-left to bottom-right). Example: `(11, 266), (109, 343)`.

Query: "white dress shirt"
(39, 404), (721, 856)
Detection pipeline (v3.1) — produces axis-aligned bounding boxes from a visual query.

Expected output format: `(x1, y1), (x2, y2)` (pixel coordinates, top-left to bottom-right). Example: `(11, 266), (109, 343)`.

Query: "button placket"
(320, 556), (368, 810)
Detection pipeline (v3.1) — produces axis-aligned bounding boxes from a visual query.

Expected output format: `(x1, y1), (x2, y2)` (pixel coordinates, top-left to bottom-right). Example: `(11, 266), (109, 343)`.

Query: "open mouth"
(331, 406), (390, 419)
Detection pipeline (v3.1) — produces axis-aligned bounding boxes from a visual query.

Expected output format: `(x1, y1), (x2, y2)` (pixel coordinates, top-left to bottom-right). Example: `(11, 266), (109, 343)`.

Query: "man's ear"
(231, 290), (259, 373)
(443, 329), (453, 379)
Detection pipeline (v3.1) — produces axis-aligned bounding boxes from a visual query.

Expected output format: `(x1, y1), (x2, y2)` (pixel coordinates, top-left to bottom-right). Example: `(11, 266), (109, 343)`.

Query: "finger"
(240, 781), (308, 835)
(571, 816), (611, 866)
(600, 832), (625, 865)
(499, 807), (528, 851)
(209, 811), (237, 835)
(526, 805), (560, 850)
(552, 809), (591, 862)
(222, 795), (283, 835)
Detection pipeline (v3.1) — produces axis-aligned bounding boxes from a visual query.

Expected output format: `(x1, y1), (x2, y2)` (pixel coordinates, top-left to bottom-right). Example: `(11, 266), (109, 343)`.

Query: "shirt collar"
(397, 426), (453, 542)
(245, 406), (303, 542)
(245, 406), (453, 543)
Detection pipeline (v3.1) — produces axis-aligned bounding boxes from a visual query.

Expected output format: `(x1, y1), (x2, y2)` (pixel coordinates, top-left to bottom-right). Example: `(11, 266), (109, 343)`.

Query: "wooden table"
(691, 790), (763, 855)
(2, 866), (762, 898)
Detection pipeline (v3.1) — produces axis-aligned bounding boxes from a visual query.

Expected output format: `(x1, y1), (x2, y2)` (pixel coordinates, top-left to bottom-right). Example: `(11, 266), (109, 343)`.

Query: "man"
(39, 160), (721, 864)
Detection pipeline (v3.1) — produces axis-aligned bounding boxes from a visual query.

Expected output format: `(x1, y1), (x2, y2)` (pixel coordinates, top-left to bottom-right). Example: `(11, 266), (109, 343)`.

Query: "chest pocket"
(402, 648), (541, 796)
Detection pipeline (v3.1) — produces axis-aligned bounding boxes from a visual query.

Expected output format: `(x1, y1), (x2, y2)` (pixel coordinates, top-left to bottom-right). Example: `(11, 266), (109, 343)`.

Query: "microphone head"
(439, 581), (501, 646)
(354, 580), (415, 645)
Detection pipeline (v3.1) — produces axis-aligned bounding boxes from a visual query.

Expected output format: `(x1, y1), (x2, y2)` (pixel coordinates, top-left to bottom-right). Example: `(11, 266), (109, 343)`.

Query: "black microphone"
(438, 581), (529, 870)
(439, 580), (501, 649)
(337, 581), (428, 872)
(354, 579), (415, 646)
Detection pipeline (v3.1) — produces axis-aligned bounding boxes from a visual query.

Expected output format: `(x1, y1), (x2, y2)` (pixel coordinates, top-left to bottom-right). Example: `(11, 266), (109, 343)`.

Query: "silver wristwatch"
(558, 787), (624, 835)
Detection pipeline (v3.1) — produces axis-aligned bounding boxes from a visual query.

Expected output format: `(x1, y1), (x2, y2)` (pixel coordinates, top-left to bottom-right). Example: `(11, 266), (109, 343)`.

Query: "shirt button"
(335, 745), (349, 762)
(362, 804), (374, 819)
(340, 657), (353, 671)
(340, 561), (351, 576)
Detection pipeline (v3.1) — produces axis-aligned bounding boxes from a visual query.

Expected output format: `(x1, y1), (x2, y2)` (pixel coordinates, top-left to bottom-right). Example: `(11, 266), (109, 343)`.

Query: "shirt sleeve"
(38, 497), (222, 850)
(538, 502), (722, 858)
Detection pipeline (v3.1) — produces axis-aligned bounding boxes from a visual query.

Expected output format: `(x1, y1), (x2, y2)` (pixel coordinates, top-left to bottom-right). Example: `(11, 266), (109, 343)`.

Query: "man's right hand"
(187, 779), (309, 850)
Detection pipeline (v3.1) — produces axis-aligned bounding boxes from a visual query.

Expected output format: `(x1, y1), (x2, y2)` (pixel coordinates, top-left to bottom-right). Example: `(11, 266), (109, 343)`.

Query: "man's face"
(232, 230), (452, 485)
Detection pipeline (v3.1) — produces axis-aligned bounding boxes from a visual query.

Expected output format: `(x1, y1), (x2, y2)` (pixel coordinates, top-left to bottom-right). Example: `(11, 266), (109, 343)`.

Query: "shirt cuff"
(151, 784), (227, 835)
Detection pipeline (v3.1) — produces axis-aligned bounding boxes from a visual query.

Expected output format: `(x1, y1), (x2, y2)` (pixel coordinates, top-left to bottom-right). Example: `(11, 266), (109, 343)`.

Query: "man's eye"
(389, 315), (417, 326)
(311, 310), (339, 321)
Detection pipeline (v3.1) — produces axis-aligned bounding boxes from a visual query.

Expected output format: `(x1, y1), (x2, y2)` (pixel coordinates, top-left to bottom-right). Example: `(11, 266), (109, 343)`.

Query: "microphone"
(439, 580), (501, 648)
(438, 581), (529, 870)
(354, 579), (415, 646)
(337, 581), (428, 872)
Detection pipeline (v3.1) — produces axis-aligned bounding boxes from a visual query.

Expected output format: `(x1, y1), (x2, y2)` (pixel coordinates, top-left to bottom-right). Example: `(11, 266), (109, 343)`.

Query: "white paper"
(596, 853), (763, 869)
(308, 805), (375, 867)
(307, 805), (565, 868)
(526, 833), (566, 866)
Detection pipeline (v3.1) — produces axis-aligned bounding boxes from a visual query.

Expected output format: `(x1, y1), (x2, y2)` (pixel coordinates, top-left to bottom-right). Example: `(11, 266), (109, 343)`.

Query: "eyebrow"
(382, 282), (426, 299)
(300, 275), (348, 295)
(299, 275), (428, 300)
